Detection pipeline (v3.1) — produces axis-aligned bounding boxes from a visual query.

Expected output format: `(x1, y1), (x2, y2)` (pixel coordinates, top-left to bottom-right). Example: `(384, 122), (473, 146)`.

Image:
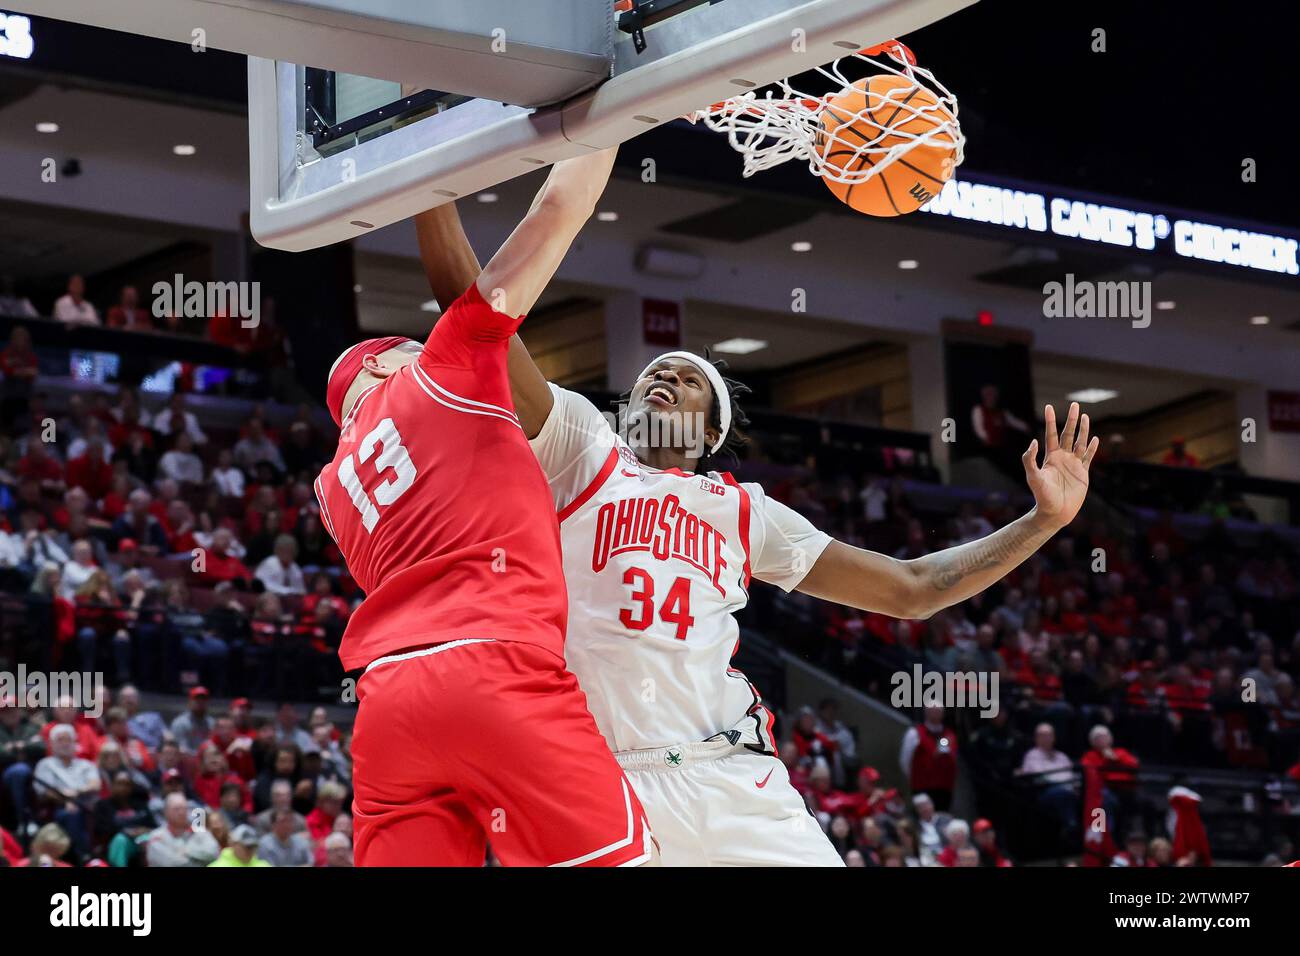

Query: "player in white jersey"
(412, 158), (1100, 866)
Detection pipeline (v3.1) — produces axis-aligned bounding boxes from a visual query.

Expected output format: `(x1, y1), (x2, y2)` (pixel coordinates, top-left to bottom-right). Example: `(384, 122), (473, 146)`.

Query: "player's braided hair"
(611, 349), (751, 474)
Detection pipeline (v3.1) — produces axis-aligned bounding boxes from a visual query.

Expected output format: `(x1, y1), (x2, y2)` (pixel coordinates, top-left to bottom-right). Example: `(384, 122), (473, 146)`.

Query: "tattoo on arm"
(929, 519), (1044, 592)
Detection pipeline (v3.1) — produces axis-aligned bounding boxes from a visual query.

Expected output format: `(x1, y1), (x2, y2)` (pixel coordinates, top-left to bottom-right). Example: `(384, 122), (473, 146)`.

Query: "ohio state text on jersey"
(530, 385), (832, 752)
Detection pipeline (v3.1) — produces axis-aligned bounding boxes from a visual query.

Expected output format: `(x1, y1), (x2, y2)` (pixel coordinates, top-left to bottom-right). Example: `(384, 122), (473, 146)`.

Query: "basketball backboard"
(249, 0), (977, 251)
(10, 0), (978, 251)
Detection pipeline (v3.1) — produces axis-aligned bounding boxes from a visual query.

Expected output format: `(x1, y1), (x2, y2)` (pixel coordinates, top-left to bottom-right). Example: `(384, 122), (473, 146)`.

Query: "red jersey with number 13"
(315, 284), (567, 670)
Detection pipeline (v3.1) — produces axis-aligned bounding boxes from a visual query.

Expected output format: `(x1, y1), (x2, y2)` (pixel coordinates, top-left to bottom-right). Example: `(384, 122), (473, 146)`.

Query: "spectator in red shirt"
(105, 285), (153, 331)
(107, 403), (154, 450)
(1018, 650), (1064, 704)
(779, 740), (811, 794)
(207, 310), (255, 352)
(935, 818), (971, 867)
(1126, 661), (1166, 712)
(210, 715), (257, 782)
(65, 437), (114, 500)
(1, 824), (23, 865)
(196, 527), (252, 587)
(900, 706), (959, 812)
(305, 781), (348, 841)
(27, 562), (76, 659)
(806, 761), (853, 819)
(163, 499), (200, 555)
(1145, 507), (1185, 553)
(102, 707), (155, 774)
(1161, 437), (1200, 468)
(1111, 830), (1153, 867)
(1162, 664), (1211, 715)
(14, 823), (75, 867)
(193, 742), (251, 811)
(17, 440), (64, 489)
(48, 485), (93, 533)
(100, 471), (133, 522)
(0, 324), (39, 435)
(40, 696), (103, 760)
(843, 765), (903, 819)
(1081, 725), (1140, 787)
(299, 573), (349, 625)
(1081, 724), (1141, 832)
(73, 568), (127, 674)
(1056, 588), (1090, 635)
(791, 705), (838, 763)
(972, 818), (1013, 867)
(229, 697), (256, 738)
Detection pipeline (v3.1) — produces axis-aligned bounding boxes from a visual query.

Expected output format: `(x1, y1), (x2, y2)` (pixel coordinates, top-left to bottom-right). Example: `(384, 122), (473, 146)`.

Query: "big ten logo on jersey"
(337, 417), (417, 532)
(699, 477), (725, 496)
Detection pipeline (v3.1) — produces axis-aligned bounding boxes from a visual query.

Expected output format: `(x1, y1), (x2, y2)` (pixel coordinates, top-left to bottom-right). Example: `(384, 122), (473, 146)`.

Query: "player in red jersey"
(315, 147), (655, 867)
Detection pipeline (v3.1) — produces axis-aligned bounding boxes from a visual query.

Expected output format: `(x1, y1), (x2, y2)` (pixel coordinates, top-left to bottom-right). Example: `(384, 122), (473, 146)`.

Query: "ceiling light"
(1156, 300), (1175, 310)
(36, 122), (58, 134)
(352, 284), (363, 294)
(173, 144), (196, 156)
(1250, 315), (1270, 325)
(477, 192), (498, 203)
(712, 337), (768, 355)
(597, 210), (618, 222)
(791, 241), (812, 252)
(898, 259), (919, 270)
(420, 299), (442, 313)
(1067, 388), (1119, 404)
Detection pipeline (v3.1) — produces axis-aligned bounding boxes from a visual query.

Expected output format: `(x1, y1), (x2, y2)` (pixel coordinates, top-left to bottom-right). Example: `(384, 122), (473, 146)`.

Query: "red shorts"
(351, 638), (653, 867)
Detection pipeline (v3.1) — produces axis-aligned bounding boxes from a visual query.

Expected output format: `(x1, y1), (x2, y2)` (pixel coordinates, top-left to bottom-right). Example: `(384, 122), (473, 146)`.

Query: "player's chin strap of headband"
(638, 351), (731, 455)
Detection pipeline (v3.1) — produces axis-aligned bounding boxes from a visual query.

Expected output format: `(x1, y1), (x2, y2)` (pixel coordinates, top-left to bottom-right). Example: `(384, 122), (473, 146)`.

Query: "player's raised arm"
(414, 202), (482, 317)
(413, 201), (551, 434)
(477, 146), (617, 320)
(415, 148), (616, 437)
(795, 403), (1100, 619)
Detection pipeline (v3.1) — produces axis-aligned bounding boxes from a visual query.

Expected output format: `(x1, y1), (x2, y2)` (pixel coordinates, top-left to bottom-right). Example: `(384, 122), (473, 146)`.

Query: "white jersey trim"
(313, 475), (338, 542)
(409, 365), (520, 428)
(340, 381), (382, 432)
(413, 361), (520, 424)
(548, 778), (646, 867)
(362, 637), (495, 674)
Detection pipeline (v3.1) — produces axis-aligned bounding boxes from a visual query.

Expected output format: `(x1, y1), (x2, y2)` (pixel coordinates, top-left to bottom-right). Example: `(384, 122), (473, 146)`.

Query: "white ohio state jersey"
(530, 385), (832, 752)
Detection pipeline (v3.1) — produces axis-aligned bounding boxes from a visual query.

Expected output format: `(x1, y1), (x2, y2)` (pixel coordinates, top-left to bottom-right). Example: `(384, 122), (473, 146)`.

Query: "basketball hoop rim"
(684, 37), (965, 191)
(687, 39), (928, 122)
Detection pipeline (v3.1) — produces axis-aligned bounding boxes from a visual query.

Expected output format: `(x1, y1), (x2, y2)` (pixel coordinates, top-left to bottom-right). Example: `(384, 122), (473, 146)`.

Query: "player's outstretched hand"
(1022, 401), (1100, 529)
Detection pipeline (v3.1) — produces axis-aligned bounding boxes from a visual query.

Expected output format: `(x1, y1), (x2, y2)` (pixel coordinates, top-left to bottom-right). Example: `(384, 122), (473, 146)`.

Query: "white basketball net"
(688, 41), (965, 187)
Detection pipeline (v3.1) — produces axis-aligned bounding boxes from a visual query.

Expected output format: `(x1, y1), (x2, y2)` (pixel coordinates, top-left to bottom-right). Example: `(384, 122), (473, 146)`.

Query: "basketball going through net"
(689, 41), (965, 217)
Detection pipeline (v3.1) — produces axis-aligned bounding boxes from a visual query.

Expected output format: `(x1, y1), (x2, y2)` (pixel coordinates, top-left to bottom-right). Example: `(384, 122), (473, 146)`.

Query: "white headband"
(638, 351), (731, 455)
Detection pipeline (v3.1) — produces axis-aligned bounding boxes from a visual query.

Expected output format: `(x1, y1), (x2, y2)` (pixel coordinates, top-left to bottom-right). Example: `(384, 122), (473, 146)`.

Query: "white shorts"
(615, 740), (844, 867)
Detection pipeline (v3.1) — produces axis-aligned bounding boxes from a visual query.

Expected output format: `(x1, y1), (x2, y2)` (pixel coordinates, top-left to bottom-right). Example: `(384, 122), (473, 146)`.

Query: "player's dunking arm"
(414, 202), (482, 315)
(793, 403), (1099, 620)
(414, 148), (618, 436)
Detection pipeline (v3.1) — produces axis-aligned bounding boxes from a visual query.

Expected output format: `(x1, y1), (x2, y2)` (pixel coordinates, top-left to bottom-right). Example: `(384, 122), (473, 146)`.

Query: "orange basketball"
(818, 74), (957, 217)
